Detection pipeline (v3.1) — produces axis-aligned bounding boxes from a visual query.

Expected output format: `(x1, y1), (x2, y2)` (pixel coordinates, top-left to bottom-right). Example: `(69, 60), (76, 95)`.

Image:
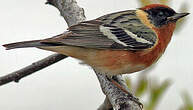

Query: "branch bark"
(96, 73), (141, 110)
(0, 0), (85, 86)
(0, 54), (67, 85)
(1, 0), (141, 109)
(46, 0), (86, 26)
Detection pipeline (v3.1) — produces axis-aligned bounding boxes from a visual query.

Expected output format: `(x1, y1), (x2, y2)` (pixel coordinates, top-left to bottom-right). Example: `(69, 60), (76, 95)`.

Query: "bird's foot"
(128, 94), (143, 109)
(108, 76), (143, 109)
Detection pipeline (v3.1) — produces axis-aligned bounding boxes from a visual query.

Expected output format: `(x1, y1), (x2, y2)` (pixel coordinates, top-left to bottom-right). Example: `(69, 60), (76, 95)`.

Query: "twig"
(0, 54), (67, 85)
(0, 0), (85, 86)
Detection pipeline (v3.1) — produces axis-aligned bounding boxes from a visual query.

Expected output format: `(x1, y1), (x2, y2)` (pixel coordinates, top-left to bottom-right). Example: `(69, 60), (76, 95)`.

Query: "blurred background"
(0, 0), (192, 110)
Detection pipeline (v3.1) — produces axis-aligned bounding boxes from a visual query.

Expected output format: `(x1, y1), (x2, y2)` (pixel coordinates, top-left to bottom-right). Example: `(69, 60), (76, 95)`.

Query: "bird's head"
(139, 4), (189, 27)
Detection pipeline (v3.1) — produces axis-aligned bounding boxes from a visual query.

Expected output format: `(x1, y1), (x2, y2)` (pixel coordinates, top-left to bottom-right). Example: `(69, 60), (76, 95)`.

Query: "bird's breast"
(85, 47), (163, 75)
(41, 43), (165, 76)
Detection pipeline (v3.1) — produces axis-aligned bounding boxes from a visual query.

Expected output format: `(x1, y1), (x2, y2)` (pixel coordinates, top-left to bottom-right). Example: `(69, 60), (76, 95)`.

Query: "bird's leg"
(110, 76), (131, 94)
(107, 75), (143, 109)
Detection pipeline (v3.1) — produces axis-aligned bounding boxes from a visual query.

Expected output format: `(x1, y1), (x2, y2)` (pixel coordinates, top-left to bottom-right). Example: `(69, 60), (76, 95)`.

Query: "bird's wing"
(41, 10), (157, 50)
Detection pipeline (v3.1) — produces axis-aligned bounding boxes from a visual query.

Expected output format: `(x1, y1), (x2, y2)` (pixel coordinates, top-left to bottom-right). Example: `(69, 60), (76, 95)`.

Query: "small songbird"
(3, 4), (189, 76)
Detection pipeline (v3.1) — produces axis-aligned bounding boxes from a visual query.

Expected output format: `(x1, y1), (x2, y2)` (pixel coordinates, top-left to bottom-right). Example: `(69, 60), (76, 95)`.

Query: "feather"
(3, 40), (42, 50)
(3, 10), (157, 51)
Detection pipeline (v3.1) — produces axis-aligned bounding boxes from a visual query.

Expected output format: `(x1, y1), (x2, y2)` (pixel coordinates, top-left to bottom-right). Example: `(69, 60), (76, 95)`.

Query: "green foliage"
(125, 74), (193, 110)
(138, 0), (170, 6)
(179, 92), (193, 110)
(138, 0), (152, 7)
(159, 0), (170, 4)
(134, 75), (148, 97)
(145, 79), (170, 110)
(125, 75), (171, 110)
(125, 77), (132, 90)
(124, 65), (191, 110)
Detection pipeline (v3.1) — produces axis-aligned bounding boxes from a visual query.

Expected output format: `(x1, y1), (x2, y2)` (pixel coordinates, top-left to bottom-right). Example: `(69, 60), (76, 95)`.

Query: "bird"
(3, 4), (189, 105)
(3, 4), (189, 75)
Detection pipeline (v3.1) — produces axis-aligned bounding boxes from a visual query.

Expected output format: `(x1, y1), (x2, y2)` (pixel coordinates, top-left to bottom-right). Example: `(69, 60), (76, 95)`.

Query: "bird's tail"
(3, 40), (45, 50)
(3, 34), (66, 50)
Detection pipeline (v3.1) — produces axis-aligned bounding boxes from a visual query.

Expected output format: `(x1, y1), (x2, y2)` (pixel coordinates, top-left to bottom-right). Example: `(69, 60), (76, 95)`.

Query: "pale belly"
(91, 63), (146, 75)
(39, 46), (161, 76)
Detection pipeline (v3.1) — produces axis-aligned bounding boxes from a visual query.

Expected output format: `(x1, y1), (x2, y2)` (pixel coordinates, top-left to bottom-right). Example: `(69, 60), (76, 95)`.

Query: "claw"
(107, 76), (143, 109)
(128, 95), (143, 109)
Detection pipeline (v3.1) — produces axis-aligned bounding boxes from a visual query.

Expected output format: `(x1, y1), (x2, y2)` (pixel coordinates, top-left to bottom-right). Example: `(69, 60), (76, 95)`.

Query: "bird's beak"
(167, 13), (190, 21)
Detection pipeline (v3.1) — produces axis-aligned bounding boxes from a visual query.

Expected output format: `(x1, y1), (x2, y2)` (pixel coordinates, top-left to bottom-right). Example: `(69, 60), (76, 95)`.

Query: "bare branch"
(0, 0), (86, 86)
(96, 73), (141, 110)
(0, 0), (85, 86)
(0, 54), (67, 86)
(46, 0), (86, 26)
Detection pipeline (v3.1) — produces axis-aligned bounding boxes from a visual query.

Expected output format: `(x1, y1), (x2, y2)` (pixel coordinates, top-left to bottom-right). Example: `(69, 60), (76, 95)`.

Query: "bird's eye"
(158, 11), (164, 16)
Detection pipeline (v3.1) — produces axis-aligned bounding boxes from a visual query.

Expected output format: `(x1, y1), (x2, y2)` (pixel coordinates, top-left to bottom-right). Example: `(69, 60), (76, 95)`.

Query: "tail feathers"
(3, 40), (46, 50)
(3, 33), (68, 50)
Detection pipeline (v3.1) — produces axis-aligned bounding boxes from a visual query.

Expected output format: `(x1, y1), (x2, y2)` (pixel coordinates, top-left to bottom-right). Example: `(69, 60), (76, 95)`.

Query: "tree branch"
(96, 73), (141, 110)
(46, 0), (86, 26)
(0, 54), (67, 85)
(0, 0), (86, 86)
(1, 0), (141, 109)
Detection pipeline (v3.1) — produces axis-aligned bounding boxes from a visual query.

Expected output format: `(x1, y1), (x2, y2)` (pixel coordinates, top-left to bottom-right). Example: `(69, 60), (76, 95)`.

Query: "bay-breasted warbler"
(3, 4), (189, 76)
